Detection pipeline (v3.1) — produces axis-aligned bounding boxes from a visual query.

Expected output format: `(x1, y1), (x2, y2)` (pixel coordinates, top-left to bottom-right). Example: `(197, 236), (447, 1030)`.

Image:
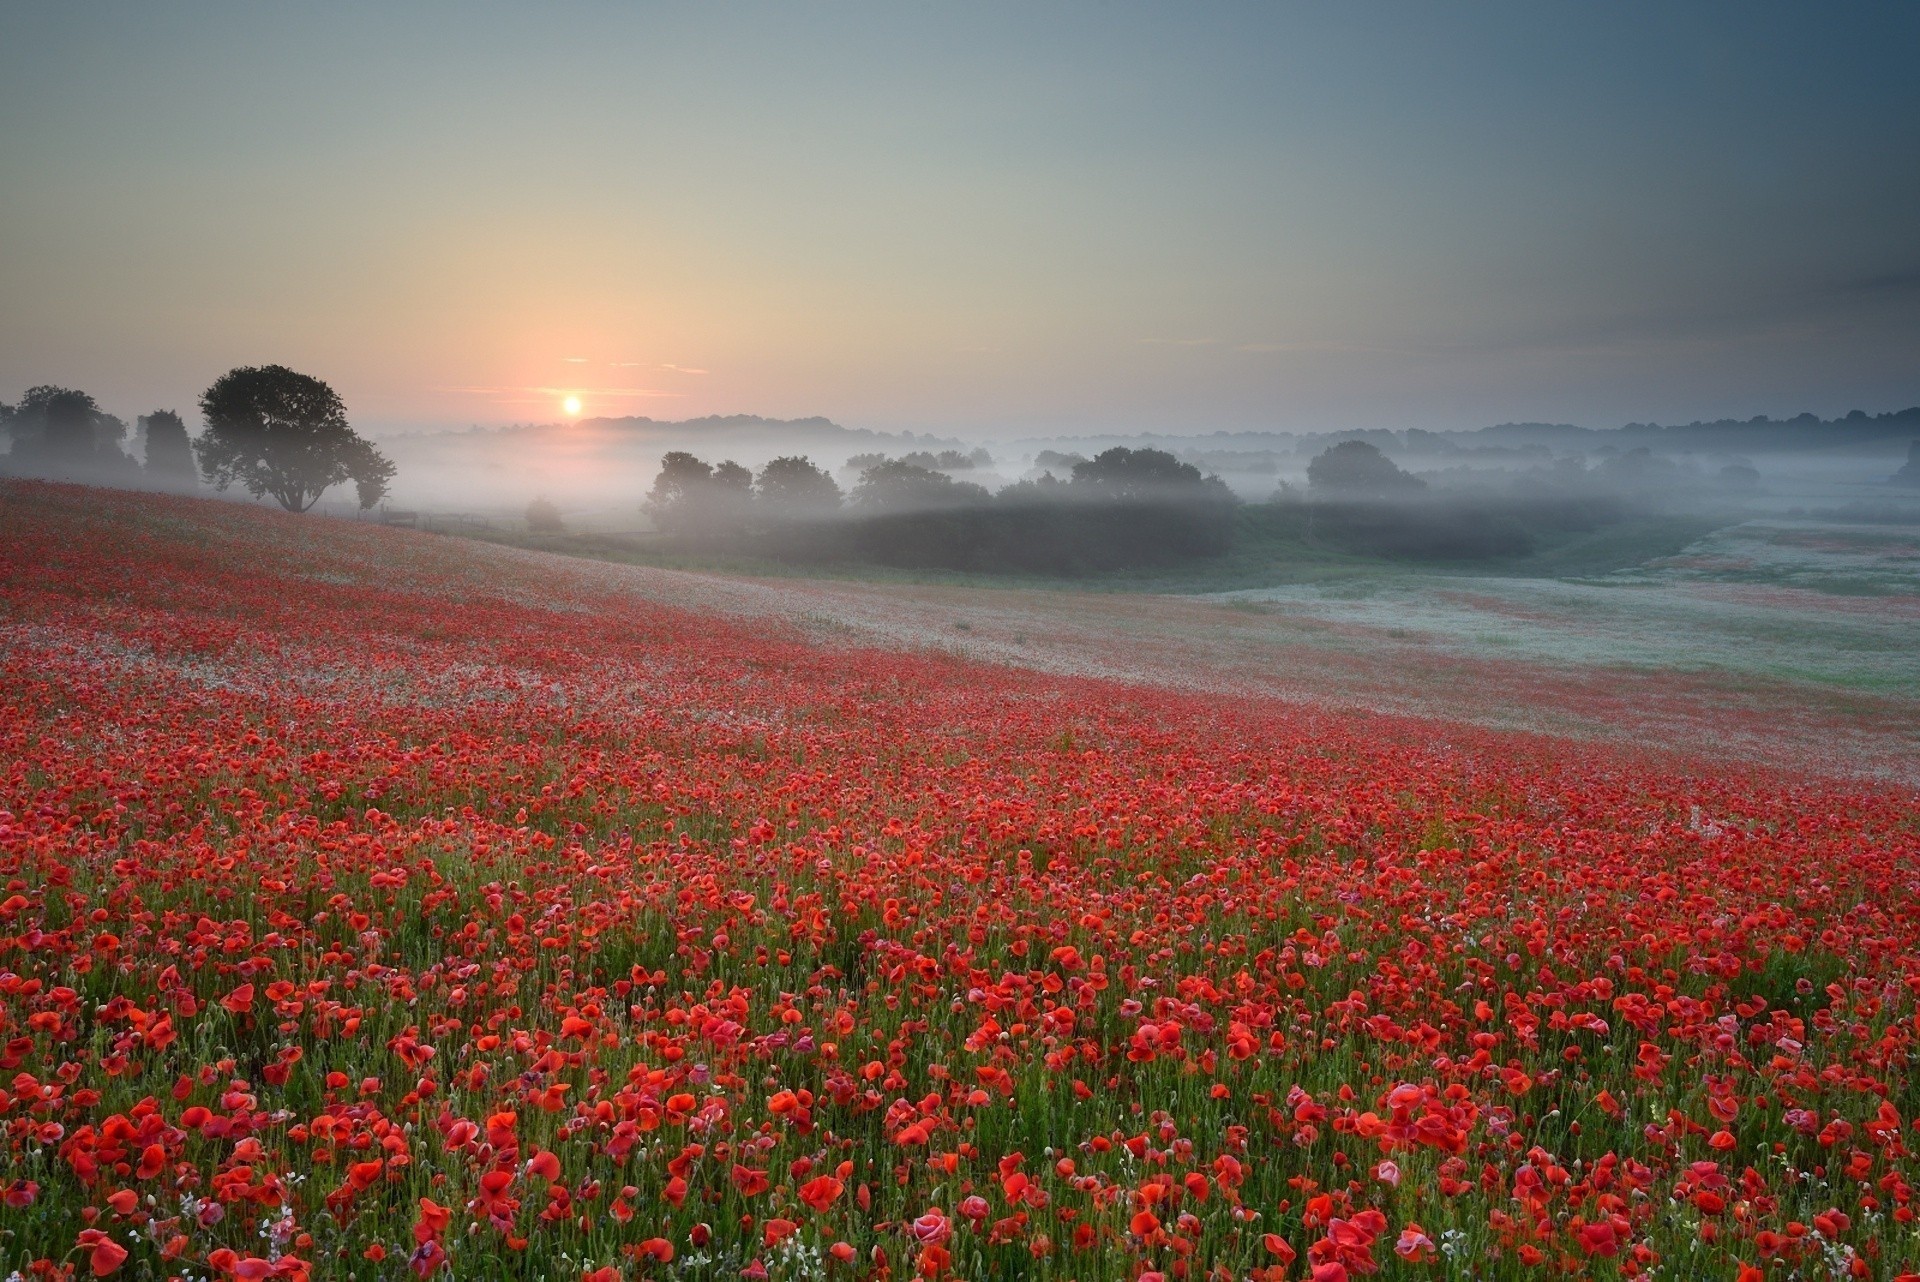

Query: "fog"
(353, 406), (1920, 533)
(5, 391), (1917, 569)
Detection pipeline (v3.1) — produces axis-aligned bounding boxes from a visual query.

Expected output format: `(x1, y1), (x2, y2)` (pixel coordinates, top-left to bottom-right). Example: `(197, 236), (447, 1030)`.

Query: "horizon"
(5, 3), (1919, 440)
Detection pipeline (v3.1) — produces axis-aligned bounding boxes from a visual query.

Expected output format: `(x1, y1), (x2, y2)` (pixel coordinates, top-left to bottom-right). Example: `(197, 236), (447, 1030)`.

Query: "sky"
(3, 2), (1918, 439)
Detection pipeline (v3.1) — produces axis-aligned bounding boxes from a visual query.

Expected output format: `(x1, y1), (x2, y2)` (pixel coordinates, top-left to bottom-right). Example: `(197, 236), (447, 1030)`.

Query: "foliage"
(644, 452), (756, 544)
(525, 497), (565, 532)
(644, 449), (1236, 574)
(1068, 445), (1210, 499)
(849, 460), (991, 512)
(2, 385), (132, 474)
(754, 456), (842, 517)
(1306, 440), (1425, 499)
(194, 365), (395, 511)
(139, 410), (197, 486)
(1, 483), (1918, 1278)
(643, 450), (714, 521)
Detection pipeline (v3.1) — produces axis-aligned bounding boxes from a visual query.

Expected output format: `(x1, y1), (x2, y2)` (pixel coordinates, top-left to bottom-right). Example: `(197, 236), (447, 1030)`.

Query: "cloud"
(661, 364), (709, 375)
(1233, 340), (1413, 355)
(531, 385), (683, 398)
(562, 357), (589, 364)
(434, 384), (684, 403)
(1137, 337), (1219, 347)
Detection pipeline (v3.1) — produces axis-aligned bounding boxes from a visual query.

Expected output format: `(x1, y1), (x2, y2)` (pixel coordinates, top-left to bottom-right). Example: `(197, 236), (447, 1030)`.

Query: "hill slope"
(2, 481), (1918, 1278)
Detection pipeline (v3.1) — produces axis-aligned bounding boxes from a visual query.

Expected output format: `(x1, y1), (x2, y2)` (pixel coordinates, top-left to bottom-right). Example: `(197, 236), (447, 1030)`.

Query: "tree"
(849, 460), (989, 512)
(1069, 446), (1211, 499)
(1058, 446), (1236, 564)
(755, 455), (841, 517)
(1305, 440), (1425, 499)
(44, 388), (103, 463)
(5, 386), (128, 470)
(712, 460), (753, 492)
(526, 497), (565, 532)
(642, 453), (758, 544)
(705, 460), (754, 534)
(644, 451), (714, 536)
(195, 366), (394, 511)
(139, 410), (197, 487)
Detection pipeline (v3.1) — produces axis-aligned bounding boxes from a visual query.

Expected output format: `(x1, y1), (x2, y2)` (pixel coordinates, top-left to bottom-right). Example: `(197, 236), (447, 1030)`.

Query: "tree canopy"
(3, 385), (130, 472)
(195, 366), (395, 511)
(1305, 440), (1425, 499)
(139, 410), (196, 486)
(1070, 446), (1220, 500)
(755, 456), (842, 516)
(849, 460), (990, 512)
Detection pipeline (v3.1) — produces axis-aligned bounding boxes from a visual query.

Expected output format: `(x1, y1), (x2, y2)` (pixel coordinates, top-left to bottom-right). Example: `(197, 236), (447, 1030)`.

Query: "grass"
(455, 509), (1743, 596)
(1488, 515), (1732, 578)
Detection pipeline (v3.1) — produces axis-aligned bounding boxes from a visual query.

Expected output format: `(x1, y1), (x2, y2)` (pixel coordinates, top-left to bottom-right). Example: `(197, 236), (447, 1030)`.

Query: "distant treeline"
(627, 440), (1658, 571)
(1255, 439), (1633, 559)
(1459, 405), (1920, 454)
(638, 447), (1237, 573)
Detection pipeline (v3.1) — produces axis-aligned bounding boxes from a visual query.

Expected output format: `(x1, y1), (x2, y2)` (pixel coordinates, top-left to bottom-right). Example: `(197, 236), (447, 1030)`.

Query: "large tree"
(1069, 446), (1207, 498)
(4, 385), (127, 469)
(645, 452), (758, 543)
(754, 455), (841, 516)
(1305, 440), (1425, 499)
(849, 459), (989, 512)
(139, 410), (197, 487)
(195, 366), (394, 511)
(643, 451), (714, 536)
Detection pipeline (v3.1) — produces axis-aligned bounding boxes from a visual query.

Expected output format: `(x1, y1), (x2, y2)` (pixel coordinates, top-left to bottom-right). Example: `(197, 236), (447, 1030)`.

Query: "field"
(3, 480), (1920, 1280)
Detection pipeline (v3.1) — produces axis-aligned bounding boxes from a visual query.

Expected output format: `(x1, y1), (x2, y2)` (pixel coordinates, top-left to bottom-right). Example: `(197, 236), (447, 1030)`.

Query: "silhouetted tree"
(711, 460), (754, 526)
(755, 456), (841, 516)
(642, 453), (756, 545)
(44, 389), (102, 464)
(526, 497), (565, 532)
(1048, 446), (1238, 566)
(4, 386), (129, 472)
(1070, 446), (1208, 498)
(645, 451), (714, 536)
(195, 366), (394, 511)
(844, 462), (990, 566)
(1031, 449), (1087, 477)
(1306, 440), (1425, 498)
(850, 460), (989, 511)
(139, 410), (197, 488)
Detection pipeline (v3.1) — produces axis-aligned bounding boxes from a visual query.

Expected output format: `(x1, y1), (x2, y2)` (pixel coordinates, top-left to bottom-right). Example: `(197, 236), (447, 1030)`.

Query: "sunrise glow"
(562, 395), (582, 417)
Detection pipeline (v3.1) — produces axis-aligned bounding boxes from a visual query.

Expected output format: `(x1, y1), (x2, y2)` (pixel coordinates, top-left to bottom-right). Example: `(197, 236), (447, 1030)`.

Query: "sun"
(562, 395), (582, 416)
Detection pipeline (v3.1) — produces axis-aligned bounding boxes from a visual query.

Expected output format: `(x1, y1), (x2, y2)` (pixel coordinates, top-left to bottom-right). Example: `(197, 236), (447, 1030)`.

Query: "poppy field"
(3, 481), (1919, 1281)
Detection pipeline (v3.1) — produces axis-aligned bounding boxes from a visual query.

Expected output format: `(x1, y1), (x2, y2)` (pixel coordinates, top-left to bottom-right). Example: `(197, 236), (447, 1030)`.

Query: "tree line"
(636, 447), (1239, 573)
(623, 438), (1634, 572)
(1, 365), (394, 512)
(5, 364), (1644, 569)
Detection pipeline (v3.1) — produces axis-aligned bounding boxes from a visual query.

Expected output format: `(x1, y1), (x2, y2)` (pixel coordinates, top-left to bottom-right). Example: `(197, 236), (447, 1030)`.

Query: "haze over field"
(3, 3), (1918, 448)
